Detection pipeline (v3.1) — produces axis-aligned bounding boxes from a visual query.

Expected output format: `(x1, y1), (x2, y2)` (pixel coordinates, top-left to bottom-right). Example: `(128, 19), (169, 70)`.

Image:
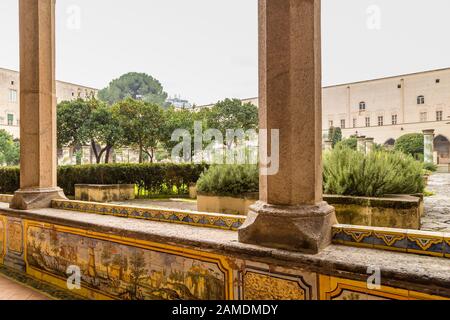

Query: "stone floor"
(422, 173), (450, 232)
(0, 274), (49, 300)
(112, 198), (198, 211)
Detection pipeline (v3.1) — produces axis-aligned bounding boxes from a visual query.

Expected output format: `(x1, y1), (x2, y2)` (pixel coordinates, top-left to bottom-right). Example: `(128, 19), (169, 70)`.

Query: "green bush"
(423, 162), (438, 172)
(0, 163), (208, 197)
(197, 165), (259, 197)
(335, 136), (357, 150)
(323, 147), (424, 197)
(394, 133), (424, 159)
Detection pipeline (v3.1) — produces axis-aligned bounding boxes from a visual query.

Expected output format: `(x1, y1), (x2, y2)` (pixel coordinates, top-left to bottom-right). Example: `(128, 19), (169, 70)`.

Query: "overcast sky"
(0, 0), (449, 105)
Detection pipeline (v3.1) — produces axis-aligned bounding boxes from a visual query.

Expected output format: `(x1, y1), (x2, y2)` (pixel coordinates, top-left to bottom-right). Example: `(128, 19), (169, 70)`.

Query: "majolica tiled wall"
(0, 213), (447, 300)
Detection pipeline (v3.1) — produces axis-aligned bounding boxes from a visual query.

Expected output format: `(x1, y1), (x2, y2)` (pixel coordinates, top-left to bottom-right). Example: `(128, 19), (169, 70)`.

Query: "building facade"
(0, 67), (98, 139)
(323, 68), (450, 164)
(200, 68), (450, 165)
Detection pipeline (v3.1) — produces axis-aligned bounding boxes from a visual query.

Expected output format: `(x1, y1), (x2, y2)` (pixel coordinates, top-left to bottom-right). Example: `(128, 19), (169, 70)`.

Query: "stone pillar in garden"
(423, 129), (435, 164)
(365, 138), (375, 154)
(357, 136), (367, 154)
(324, 140), (333, 151)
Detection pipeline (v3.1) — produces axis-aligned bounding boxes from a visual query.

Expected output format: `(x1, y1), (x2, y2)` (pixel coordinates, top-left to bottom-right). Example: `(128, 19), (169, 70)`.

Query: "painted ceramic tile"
(26, 225), (229, 300)
(7, 220), (23, 255)
(0, 217), (4, 260)
(242, 270), (312, 300)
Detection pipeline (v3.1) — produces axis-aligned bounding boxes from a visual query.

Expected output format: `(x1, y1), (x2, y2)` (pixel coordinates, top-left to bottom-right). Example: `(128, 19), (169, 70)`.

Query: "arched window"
(359, 102), (366, 111)
(417, 95), (425, 105)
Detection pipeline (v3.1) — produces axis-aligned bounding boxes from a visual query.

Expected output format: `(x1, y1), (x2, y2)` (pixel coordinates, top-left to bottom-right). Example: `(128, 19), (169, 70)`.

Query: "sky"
(0, 0), (449, 105)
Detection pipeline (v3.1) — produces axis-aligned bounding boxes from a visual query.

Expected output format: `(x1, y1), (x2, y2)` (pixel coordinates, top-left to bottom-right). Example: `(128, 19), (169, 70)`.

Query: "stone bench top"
(75, 184), (135, 188)
(0, 201), (448, 297)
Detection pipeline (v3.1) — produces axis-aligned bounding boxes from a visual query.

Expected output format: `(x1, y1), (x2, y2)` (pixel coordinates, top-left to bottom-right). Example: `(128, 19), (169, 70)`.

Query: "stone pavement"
(422, 173), (450, 232)
(0, 274), (49, 300)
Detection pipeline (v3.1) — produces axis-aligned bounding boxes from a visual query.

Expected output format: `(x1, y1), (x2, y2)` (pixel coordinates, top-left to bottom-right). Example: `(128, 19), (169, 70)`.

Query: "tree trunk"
(105, 146), (112, 164)
(91, 140), (101, 164)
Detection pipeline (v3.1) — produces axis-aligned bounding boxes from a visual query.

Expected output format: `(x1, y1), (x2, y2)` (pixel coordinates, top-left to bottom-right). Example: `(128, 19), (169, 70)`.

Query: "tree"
(57, 99), (92, 149)
(328, 126), (342, 148)
(57, 98), (124, 164)
(394, 133), (424, 160)
(0, 130), (19, 166)
(112, 98), (165, 163)
(86, 100), (124, 163)
(98, 72), (168, 106)
(207, 98), (258, 149)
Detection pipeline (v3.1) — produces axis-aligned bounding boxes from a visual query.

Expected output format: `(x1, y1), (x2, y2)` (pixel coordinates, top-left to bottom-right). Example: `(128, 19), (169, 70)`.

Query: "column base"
(238, 201), (337, 254)
(10, 187), (67, 210)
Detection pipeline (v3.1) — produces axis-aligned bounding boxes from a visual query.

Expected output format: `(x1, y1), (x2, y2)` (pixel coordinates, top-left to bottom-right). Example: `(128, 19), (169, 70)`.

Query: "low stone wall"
(437, 164), (450, 173)
(324, 195), (422, 230)
(0, 204), (448, 300)
(197, 193), (258, 215)
(75, 184), (135, 203)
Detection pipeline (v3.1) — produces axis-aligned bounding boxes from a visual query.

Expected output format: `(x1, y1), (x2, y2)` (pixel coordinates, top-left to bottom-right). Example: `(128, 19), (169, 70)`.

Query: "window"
(329, 120), (333, 128)
(9, 89), (17, 103)
(378, 116), (384, 126)
(353, 118), (357, 128)
(392, 114), (398, 125)
(359, 102), (366, 111)
(340, 119), (345, 129)
(420, 112), (427, 122)
(417, 95), (425, 105)
(436, 79), (440, 84)
(7, 114), (14, 126)
(436, 111), (443, 121)
(397, 84), (402, 89)
(365, 117), (370, 127)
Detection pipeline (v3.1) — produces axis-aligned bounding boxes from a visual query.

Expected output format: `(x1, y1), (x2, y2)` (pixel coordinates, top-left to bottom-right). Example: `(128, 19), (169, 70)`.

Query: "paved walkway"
(422, 173), (450, 233)
(0, 274), (49, 300)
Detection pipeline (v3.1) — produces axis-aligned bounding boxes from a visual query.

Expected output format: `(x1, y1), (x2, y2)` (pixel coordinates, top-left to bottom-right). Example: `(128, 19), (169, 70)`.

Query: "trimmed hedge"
(0, 163), (208, 196)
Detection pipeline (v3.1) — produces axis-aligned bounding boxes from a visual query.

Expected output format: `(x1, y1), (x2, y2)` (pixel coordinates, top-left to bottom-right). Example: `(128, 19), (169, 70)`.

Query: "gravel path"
(422, 173), (450, 232)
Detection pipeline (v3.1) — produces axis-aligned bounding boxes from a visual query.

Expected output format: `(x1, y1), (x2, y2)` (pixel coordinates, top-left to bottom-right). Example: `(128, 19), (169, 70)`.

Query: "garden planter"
(197, 193), (258, 215)
(324, 194), (423, 230)
(75, 184), (135, 203)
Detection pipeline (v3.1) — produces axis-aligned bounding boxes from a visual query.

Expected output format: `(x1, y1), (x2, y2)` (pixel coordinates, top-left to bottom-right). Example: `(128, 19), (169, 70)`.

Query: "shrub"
(328, 127), (342, 147)
(335, 136), (357, 150)
(394, 133), (424, 159)
(323, 147), (424, 197)
(423, 162), (438, 172)
(0, 163), (208, 197)
(196, 165), (259, 197)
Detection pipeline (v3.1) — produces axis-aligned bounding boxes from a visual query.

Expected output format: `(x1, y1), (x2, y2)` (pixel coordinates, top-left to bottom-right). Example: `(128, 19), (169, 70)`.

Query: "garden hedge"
(0, 163), (208, 196)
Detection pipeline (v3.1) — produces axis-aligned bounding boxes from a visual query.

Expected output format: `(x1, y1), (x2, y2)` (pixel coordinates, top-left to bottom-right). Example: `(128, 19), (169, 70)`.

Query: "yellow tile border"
(23, 219), (235, 300)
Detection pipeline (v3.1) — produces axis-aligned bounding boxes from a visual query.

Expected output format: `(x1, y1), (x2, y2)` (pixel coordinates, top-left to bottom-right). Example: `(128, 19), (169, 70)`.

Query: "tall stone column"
(365, 137), (375, 154)
(423, 129), (435, 164)
(11, 0), (66, 210)
(239, 0), (337, 253)
(357, 136), (367, 154)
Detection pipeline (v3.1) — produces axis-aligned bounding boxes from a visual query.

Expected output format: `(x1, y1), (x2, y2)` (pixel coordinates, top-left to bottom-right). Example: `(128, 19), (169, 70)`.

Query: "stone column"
(365, 137), (375, 154)
(239, 0), (337, 254)
(11, 0), (66, 210)
(357, 136), (367, 154)
(81, 146), (92, 164)
(423, 129), (435, 164)
(324, 140), (333, 151)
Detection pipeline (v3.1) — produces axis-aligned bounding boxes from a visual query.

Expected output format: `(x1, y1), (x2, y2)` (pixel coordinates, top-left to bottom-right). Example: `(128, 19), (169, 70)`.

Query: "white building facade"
(0, 67), (98, 139)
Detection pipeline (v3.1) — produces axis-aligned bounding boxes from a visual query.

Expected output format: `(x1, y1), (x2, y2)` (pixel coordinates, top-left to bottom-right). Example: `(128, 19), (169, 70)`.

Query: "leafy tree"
(57, 99), (92, 149)
(57, 98), (124, 164)
(86, 100), (124, 163)
(98, 72), (168, 106)
(328, 126), (342, 148)
(0, 130), (19, 166)
(394, 133), (424, 159)
(112, 98), (165, 163)
(206, 99), (258, 149)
